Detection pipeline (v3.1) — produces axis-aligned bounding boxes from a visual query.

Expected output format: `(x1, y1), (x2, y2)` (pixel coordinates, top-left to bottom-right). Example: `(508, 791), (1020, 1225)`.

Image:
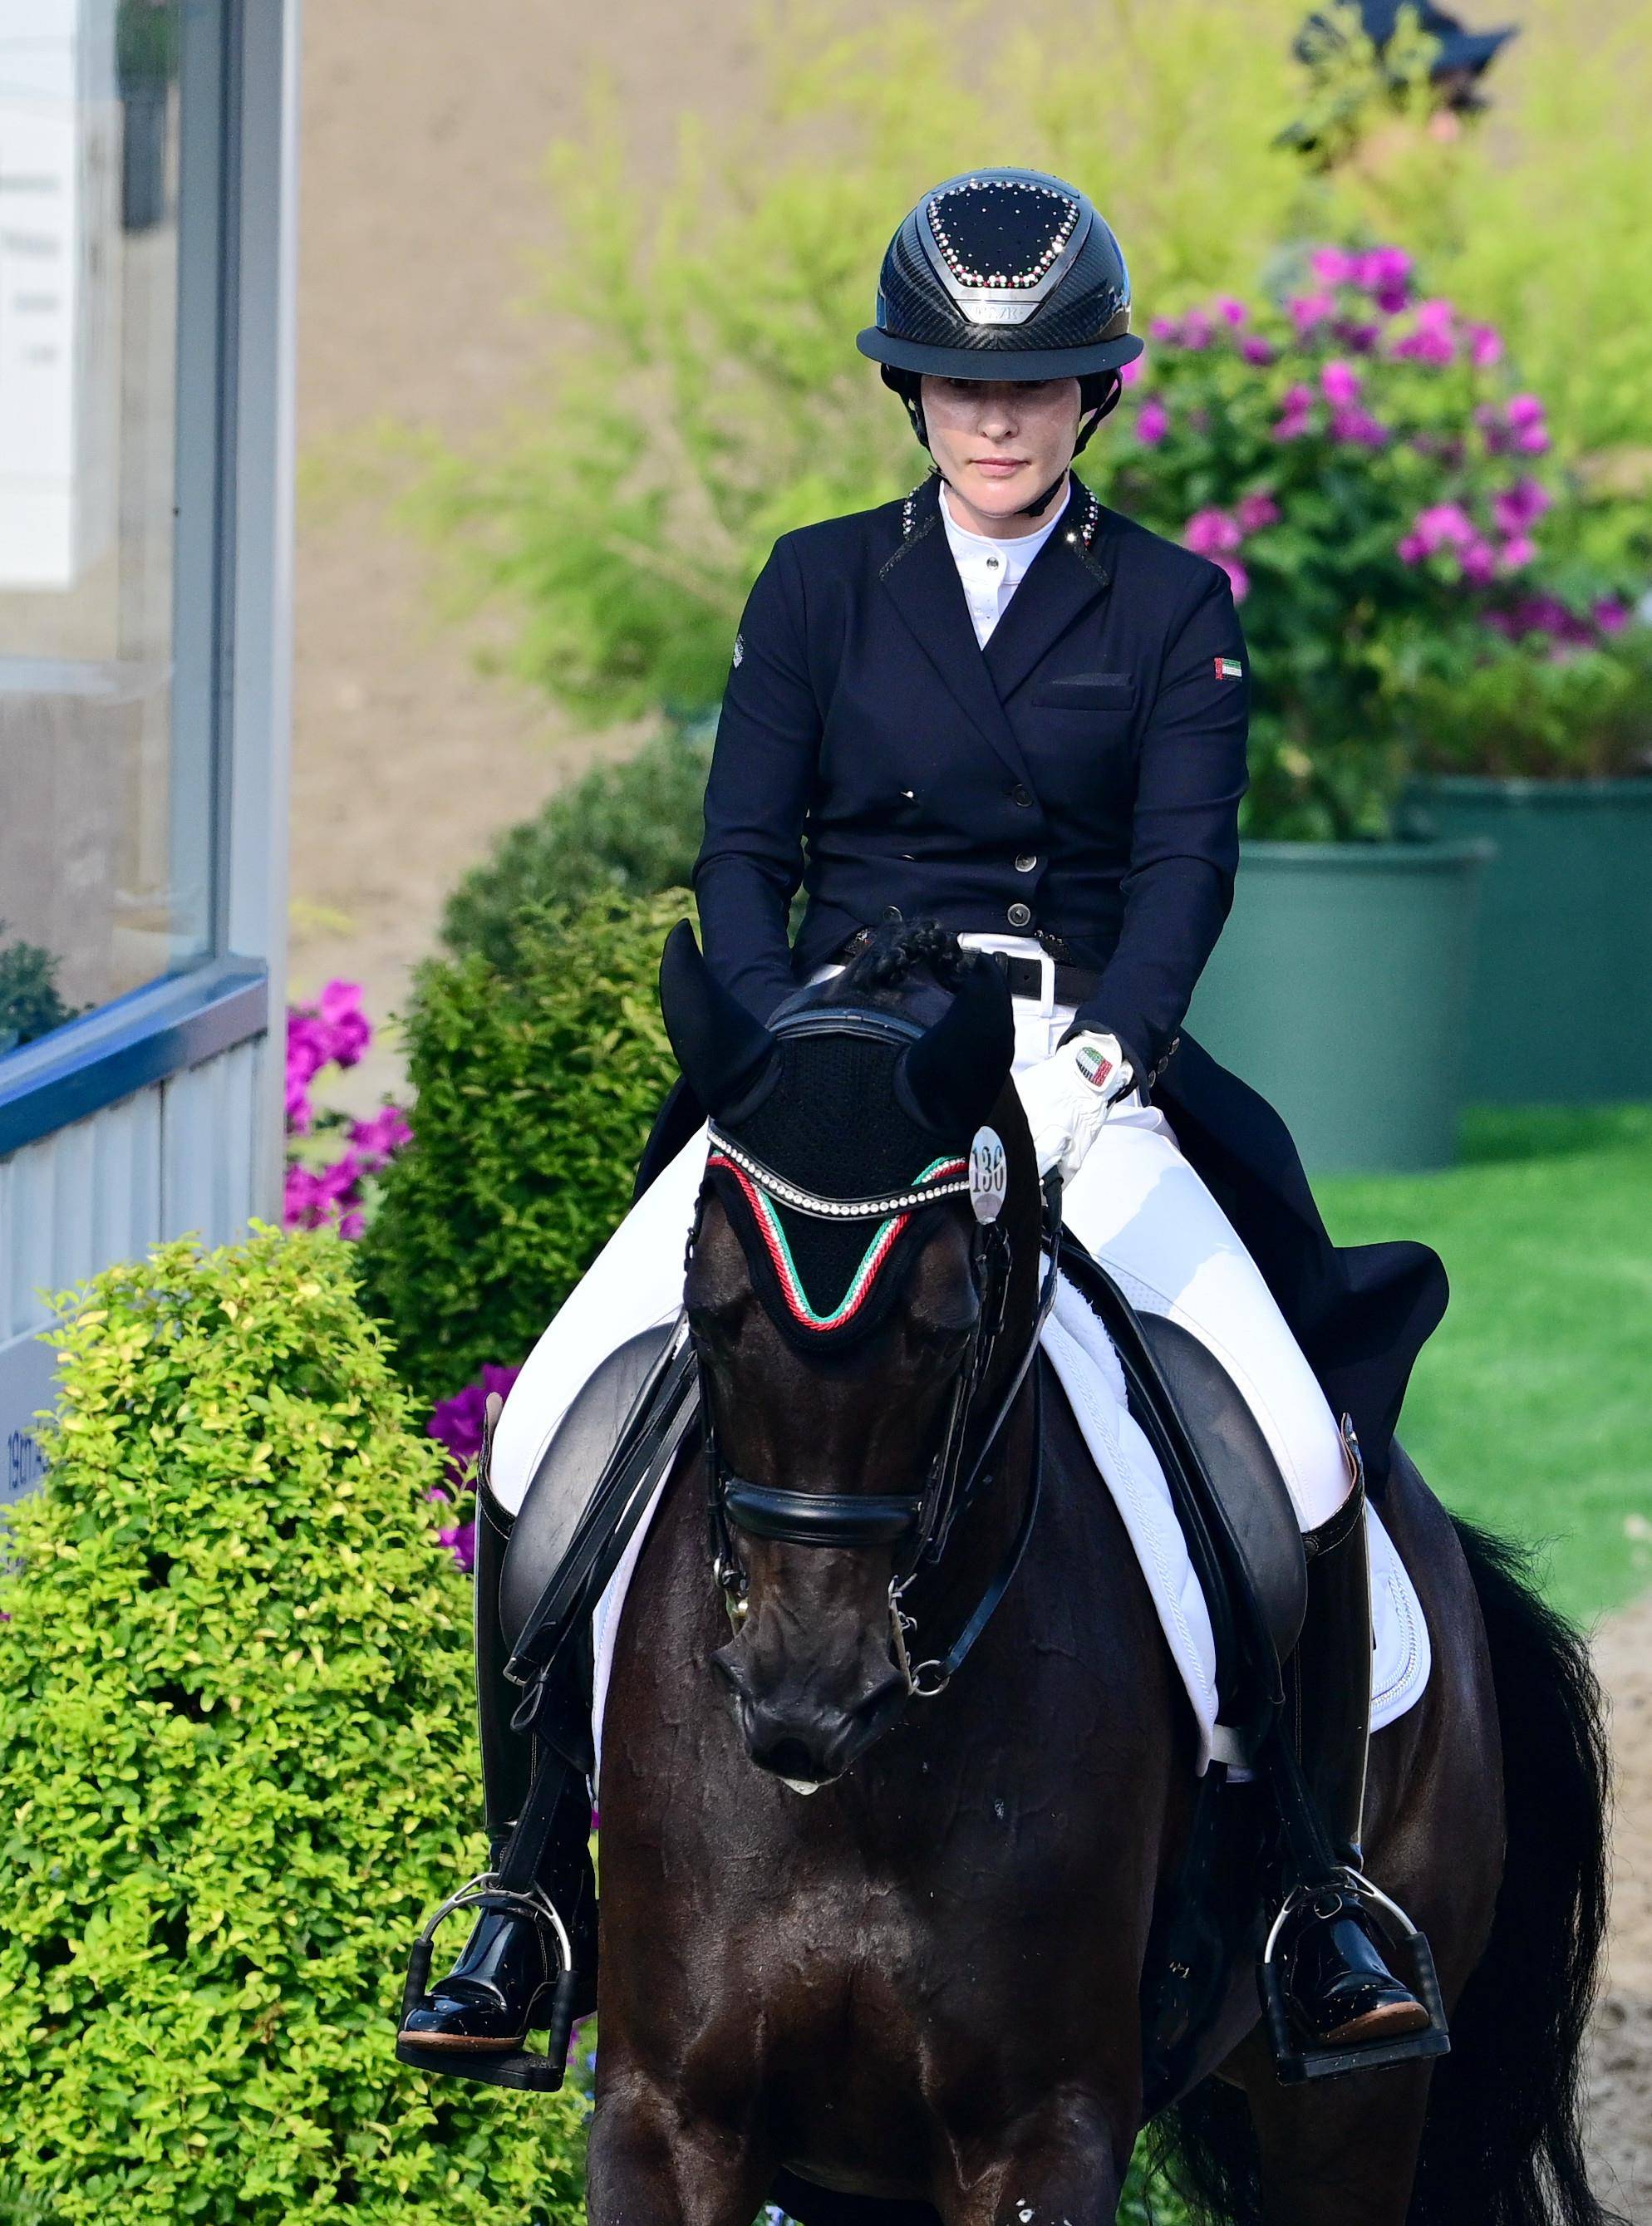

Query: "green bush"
(0, 1228), (587, 2225)
(356, 889), (686, 1405)
(442, 719), (713, 970)
(0, 926), (81, 1054)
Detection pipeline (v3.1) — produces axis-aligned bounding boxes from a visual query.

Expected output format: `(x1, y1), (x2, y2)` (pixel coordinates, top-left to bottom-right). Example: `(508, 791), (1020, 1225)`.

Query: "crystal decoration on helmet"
(927, 179), (1081, 291)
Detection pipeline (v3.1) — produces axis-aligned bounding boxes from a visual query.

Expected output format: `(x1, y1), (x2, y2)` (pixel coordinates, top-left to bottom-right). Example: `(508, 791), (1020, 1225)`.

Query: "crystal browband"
(706, 1128), (971, 1222)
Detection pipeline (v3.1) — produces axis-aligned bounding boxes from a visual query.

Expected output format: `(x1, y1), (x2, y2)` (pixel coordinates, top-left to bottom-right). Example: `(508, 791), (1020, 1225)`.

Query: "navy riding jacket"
(694, 472), (1250, 1088)
(674, 470), (1448, 1491)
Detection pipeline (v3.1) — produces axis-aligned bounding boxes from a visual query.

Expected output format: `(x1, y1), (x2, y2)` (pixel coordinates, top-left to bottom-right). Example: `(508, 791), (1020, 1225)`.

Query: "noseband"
(693, 1006), (1062, 1699)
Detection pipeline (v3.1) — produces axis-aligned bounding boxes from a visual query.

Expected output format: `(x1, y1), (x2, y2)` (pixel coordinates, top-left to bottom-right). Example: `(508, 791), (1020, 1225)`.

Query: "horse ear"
(897, 956), (1015, 1137)
(658, 921), (778, 1117)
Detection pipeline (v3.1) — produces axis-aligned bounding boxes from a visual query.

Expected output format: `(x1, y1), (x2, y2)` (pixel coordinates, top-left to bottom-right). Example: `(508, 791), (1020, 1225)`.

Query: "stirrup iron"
(1258, 1865), (1451, 2084)
(395, 1871), (579, 2092)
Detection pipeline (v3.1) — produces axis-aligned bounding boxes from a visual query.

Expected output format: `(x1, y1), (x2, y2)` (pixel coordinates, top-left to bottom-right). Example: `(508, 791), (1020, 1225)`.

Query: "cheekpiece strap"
(706, 1126), (970, 1222)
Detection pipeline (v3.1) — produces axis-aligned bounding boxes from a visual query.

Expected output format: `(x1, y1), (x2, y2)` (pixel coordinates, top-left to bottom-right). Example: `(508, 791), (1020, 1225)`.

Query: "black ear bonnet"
(659, 926), (1014, 1350)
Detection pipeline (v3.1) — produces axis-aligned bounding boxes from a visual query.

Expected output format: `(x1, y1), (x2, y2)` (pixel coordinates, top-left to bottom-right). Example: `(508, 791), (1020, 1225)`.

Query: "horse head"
(659, 921), (1041, 1791)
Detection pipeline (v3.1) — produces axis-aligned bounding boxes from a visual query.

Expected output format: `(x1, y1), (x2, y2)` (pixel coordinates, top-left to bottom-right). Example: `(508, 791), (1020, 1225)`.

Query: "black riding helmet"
(857, 168), (1146, 517)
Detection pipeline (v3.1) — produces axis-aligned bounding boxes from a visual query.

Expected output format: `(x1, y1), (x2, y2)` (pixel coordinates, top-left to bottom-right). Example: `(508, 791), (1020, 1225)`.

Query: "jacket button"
(1010, 784), (1033, 808)
(1014, 853), (1037, 874)
(1006, 902), (1033, 930)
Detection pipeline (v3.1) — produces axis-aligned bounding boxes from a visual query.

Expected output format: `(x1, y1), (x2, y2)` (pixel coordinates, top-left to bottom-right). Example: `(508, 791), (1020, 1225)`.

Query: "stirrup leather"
(1258, 1864), (1451, 2084)
(396, 1871), (579, 2092)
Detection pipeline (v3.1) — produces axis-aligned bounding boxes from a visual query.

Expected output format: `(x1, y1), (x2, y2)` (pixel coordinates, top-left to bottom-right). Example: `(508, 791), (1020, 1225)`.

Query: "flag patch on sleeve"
(1214, 656), (1243, 679)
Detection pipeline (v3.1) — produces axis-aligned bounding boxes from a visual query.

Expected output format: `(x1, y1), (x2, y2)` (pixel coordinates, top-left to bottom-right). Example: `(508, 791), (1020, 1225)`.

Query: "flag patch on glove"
(1214, 656), (1243, 679)
(1075, 1044), (1116, 1091)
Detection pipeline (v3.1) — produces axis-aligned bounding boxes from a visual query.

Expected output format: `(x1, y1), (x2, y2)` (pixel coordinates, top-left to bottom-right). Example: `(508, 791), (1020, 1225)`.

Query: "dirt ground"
(1588, 1596), (1652, 2220)
(290, 8), (1651, 2210)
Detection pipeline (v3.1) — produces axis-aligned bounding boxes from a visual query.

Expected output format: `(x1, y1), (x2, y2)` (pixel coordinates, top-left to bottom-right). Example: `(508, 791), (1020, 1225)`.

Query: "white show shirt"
(940, 474), (1071, 646)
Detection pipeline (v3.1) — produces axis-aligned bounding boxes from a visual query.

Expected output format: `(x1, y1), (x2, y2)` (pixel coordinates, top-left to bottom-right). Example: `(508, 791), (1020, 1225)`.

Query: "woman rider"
(401, 168), (1446, 2078)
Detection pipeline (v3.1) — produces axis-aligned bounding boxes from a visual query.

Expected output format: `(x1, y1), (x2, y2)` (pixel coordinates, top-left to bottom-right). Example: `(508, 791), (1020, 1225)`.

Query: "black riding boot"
(1266, 1442), (1436, 2064)
(397, 1407), (597, 2087)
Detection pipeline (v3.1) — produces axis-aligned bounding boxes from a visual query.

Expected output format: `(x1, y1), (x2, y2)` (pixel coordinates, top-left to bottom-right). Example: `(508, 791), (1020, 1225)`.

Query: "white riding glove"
(1017, 1031), (1134, 1183)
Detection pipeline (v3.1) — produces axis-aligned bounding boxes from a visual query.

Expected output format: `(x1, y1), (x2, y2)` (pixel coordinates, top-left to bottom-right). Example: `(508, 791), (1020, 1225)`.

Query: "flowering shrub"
(283, 981), (411, 1240)
(1101, 245), (1644, 836)
(0, 1229), (587, 2223)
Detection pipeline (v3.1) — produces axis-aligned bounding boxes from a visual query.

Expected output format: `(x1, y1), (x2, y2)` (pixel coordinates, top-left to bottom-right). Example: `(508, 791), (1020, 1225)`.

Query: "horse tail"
(1152, 1516), (1616, 2226)
(1407, 1516), (1617, 2226)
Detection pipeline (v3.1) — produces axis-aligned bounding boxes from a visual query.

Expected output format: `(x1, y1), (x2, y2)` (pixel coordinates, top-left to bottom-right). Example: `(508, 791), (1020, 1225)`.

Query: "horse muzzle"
(712, 1637), (910, 1788)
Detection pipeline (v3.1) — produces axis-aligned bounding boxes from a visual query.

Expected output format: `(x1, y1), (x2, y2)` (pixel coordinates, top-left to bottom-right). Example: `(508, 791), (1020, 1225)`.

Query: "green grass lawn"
(1317, 1104), (1652, 1625)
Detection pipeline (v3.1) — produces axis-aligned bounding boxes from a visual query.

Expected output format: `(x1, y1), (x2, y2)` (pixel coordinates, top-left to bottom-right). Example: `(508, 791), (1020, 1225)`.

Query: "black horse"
(583, 928), (1611, 2226)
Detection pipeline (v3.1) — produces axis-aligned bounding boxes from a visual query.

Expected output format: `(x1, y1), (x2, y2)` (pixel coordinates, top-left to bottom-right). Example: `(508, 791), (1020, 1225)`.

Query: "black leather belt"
(990, 951), (1099, 1007)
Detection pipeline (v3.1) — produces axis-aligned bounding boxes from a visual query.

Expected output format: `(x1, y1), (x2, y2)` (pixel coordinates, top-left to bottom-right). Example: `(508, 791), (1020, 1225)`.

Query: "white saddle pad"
(590, 1272), (1431, 1781)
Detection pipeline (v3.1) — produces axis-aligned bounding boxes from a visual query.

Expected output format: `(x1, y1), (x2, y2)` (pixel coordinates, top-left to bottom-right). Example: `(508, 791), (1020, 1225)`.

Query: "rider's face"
(919, 375), (1087, 537)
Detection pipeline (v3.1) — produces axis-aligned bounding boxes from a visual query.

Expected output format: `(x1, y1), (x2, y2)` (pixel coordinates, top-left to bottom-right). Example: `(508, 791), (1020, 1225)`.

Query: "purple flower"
(439, 1518), (477, 1576)
(1331, 318), (1382, 354)
(1235, 490), (1281, 535)
(1320, 360), (1362, 406)
(1179, 310), (1214, 351)
(1592, 597), (1630, 635)
(317, 980), (371, 1069)
(1212, 555), (1251, 603)
(349, 1102), (413, 1172)
(1148, 314), (1181, 342)
(1497, 534), (1537, 572)
(1354, 246), (1413, 312)
(1330, 404), (1389, 448)
(1135, 396), (1169, 446)
(1185, 507), (1242, 558)
(1309, 247), (1359, 287)
(1409, 502), (1477, 553)
(1467, 322), (1503, 368)
(1240, 334), (1276, 366)
(428, 1362), (526, 1483)
(1271, 382), (1316, 440)
(1390, 297), (1457, 366)
(1506, 393), (1550, 455)
(1213, 294), (1249, 327)
(1119, 355), (1145, 387)
(1459, 539), (1498, 587)
(1398, 533), (1428, 565)
(1491, 478), (1551, 535)
(1287, 290), (1338, 337)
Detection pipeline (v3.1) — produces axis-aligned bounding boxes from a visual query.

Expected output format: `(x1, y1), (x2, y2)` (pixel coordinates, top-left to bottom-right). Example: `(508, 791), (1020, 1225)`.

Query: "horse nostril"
(754, 1733), (827, 1786)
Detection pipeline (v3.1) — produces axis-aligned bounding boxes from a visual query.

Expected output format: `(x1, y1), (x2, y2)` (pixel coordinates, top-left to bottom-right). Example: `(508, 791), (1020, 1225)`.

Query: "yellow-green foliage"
(406, 0), (1652, 726)
(0, 1230), (586, 2224)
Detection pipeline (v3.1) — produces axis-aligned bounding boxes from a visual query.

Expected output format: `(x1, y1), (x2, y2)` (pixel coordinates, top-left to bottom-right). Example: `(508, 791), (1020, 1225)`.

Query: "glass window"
(0, 0), (206, 1060)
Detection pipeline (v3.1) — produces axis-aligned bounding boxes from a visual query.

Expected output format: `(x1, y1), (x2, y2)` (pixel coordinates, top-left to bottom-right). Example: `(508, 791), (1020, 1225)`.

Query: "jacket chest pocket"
(1030, 671), (1135, 718)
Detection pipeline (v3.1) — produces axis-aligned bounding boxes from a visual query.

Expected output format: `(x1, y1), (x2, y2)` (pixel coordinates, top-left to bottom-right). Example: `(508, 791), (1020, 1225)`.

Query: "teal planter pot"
(1186, 840), (1489, 1174)
(1405, 775), (1652, 1103)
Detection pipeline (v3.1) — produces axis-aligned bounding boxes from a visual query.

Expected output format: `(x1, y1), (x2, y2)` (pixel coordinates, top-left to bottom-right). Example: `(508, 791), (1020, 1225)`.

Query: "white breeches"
(490, 938), (1354, 1535)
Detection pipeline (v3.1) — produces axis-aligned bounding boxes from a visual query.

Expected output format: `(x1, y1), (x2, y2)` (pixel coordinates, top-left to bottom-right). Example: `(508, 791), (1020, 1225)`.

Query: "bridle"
(693, 1005), (1063, 1701)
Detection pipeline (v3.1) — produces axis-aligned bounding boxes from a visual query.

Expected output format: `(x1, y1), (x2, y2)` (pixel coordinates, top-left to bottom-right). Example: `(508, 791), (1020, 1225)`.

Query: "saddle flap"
(499, 1323), (680, 1654)
(1133, 1312), (1309, 1675)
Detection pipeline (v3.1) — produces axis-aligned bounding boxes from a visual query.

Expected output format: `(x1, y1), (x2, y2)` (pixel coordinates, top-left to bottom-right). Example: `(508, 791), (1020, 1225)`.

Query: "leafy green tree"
(0, 1229), (588, 2225)
(0, 926), (81, 1054)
